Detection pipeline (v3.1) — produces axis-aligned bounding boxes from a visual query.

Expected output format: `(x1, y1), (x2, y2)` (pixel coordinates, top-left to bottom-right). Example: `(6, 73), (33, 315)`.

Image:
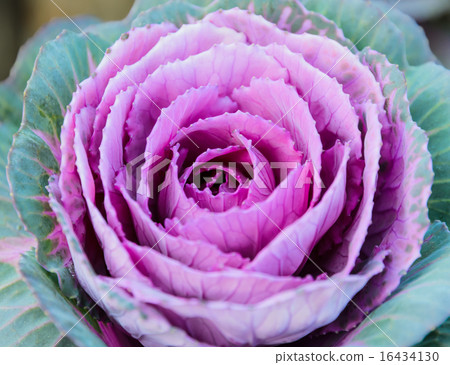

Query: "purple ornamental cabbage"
(1, 0), (450, 348)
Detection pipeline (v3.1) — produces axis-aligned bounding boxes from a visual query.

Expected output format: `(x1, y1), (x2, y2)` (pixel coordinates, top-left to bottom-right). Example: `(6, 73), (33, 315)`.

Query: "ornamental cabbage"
(1, 0), (449, 348)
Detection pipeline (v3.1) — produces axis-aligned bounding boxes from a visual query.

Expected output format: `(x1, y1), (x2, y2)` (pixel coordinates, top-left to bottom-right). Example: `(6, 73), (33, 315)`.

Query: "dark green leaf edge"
(415, 317), (450, 347)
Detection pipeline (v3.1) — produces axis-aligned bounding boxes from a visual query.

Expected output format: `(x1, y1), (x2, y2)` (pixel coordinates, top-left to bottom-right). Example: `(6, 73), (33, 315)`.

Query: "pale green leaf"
(131, 0), (206, 27)
(406, 63), (450, 225)
(0, 237), (74, 347)
(131, 0), (353, 49)
(301, 0), (408, 68)
(0, 121), (28, 239)
(341, 222), (450, 346)
(19, 250), (106, 347)
(8, 30), (108, 296)
(372, 1), (437, 66)
(0, 83), (22, 126)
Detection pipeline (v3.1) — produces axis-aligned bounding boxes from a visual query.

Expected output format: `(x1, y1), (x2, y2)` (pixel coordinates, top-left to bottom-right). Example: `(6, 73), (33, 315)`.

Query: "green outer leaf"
(0, 17), (105, 239)
(21, 31), (108, 137)
(415, 317), (450, 347)
(0, 237), (74, 347)
(0, 17), (107, 240)
(127, 0), (173, 20)
(372, 0), (437, 66)
(131, 0), (206, 27)
(301, 0), (408, 68)
(8, 30), (109, 296)
(406, 63), (450, 225)
(0, 80), (25, 242)
(128, 0), (213, 21)
(341, 222), (450, 346)
(20, 250), (106, 347)
(0, 122), (27, 239)
(131, 0), (354, 49)
(0, 83), (22, 126)
(8, 128), (59, 241)
(85, 20), (130, 46)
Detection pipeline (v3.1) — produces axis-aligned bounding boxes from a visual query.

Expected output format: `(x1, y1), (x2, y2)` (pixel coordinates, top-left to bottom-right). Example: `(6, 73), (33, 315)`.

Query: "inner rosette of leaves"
(3, 0), (449, 348)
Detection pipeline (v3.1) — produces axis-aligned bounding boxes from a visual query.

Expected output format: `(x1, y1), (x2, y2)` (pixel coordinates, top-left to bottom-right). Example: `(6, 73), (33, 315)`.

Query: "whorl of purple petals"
(48, 8), (432, 346)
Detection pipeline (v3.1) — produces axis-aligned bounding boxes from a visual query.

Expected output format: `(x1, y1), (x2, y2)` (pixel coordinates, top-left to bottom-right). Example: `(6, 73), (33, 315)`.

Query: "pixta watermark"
(126, 153), (325, 199)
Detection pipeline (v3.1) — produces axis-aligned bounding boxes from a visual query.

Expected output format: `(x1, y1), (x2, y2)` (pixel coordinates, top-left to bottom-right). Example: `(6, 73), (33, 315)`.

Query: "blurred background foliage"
(0, 0), (133, 80)
(0, 0), (449, 80)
